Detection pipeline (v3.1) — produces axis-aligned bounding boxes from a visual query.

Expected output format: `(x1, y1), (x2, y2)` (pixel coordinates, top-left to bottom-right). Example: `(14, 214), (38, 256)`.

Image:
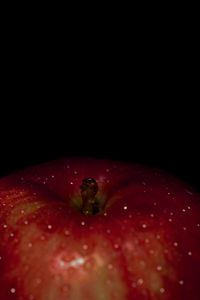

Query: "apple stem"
(80, 178), (99, 215)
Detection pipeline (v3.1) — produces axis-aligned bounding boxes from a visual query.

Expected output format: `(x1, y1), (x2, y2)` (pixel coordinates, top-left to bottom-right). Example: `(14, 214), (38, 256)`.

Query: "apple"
(0, 157), (200, 300)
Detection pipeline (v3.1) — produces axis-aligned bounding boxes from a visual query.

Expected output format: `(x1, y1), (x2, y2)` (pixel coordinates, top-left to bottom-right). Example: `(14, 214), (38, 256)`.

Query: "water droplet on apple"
(0, 256), (2, 260)
(156, 265), (162, 271)
(137, 278), (144, 286)
(21, 210), (25, 214)
(3, 224), (7, 228)
(81, 221), (85, 226)
(64, 230), (70, 236)
(106, 169), (110, 173)
(74, 170), (78, 175)
(179, 280), (184, 285)
(168, 218), (173, 222)
(106, 229), (111, 234)
(160, 287), (165, 293)
(123, 205), (128, 210)
(182, 208), (186, 212)
(24, 220), (29, 225)
(47, 225), (52, 229)
(150, 213), (154, 218)
(183, 226), (187, 231)
(28, 242), (33, 248)
(173, 242), (178, 247)
(145, 238), (149, 244)
(142, 224), (147, 229)
(10, 288), (16, 294)
(108, 264), (113, 270)
(29, 294), (35, 300)
(114, 244), (119, 249)
(10, 232), (14, 237)
(156, 234), (161, 240)
(82, 244), (88, 250)
(188, 251), (192, 256)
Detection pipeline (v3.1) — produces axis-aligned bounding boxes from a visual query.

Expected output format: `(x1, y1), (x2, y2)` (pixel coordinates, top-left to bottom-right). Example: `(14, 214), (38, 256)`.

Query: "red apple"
(0, 158), (200, 300)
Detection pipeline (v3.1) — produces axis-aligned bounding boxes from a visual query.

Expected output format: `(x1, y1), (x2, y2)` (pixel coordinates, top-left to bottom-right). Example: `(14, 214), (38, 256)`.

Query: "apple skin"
(0, 158), (200, 300)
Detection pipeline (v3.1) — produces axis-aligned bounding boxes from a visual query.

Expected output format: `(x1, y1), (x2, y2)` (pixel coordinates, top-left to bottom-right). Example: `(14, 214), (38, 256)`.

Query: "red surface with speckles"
(0, 158), (200, 300)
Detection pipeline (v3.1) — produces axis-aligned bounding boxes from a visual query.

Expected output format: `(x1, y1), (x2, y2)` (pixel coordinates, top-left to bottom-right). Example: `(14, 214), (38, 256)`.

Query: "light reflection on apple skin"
(0, 158), (200, 299)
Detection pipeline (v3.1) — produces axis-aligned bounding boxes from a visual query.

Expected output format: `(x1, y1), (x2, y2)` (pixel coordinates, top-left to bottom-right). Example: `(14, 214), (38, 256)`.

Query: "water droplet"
(82, 244), (88, 250)
(106, 229), (111, 234)
(187, 206), (191, 210)
(51, 175), (55, 178)
(21, 210), (25, 214)
(142, 224), (147, 229)
(103, 212), (108, 216)
(29, 294), (35, 300)
(182, 209), (186, 213)
(197, 223), (200, 227)
(137, 278), (143, 286)
(183, 226), (187, 231)
(48, 225), (52, 229)
(156, 234), (161, 240)
(145, 238), (149, 244)
(70, 182), (74, 185)
(10, 233), (14, 237)
(74, 171), (78, 175)
(10, 288), (16, 294)
(28, 242), (33, 248)
(64, 230), (70, 236)
(160, 287), (165, 293)
(173, 242), (178, 247)
(24, 220), (29, 225)
(123, 206), (128, 210)
(170, 212), (174, 216)
(188, 251), (192, 256)
(66, 165), (70, 169)
(168, 218), (173, 222)
(3, 224), (8, 228)
(142, 181), (146, 186)
(81, 221), (85, 226)
(106, 169), (110, 173)
(114, 243), (119, 249)
(156, 265), (162, 271)
(179, 280), (184, 285)
(108, 264), (113, 270)
(0, 256), (2, 260)
(153, 202), (157, 206)
(150, 213), (154, 218)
